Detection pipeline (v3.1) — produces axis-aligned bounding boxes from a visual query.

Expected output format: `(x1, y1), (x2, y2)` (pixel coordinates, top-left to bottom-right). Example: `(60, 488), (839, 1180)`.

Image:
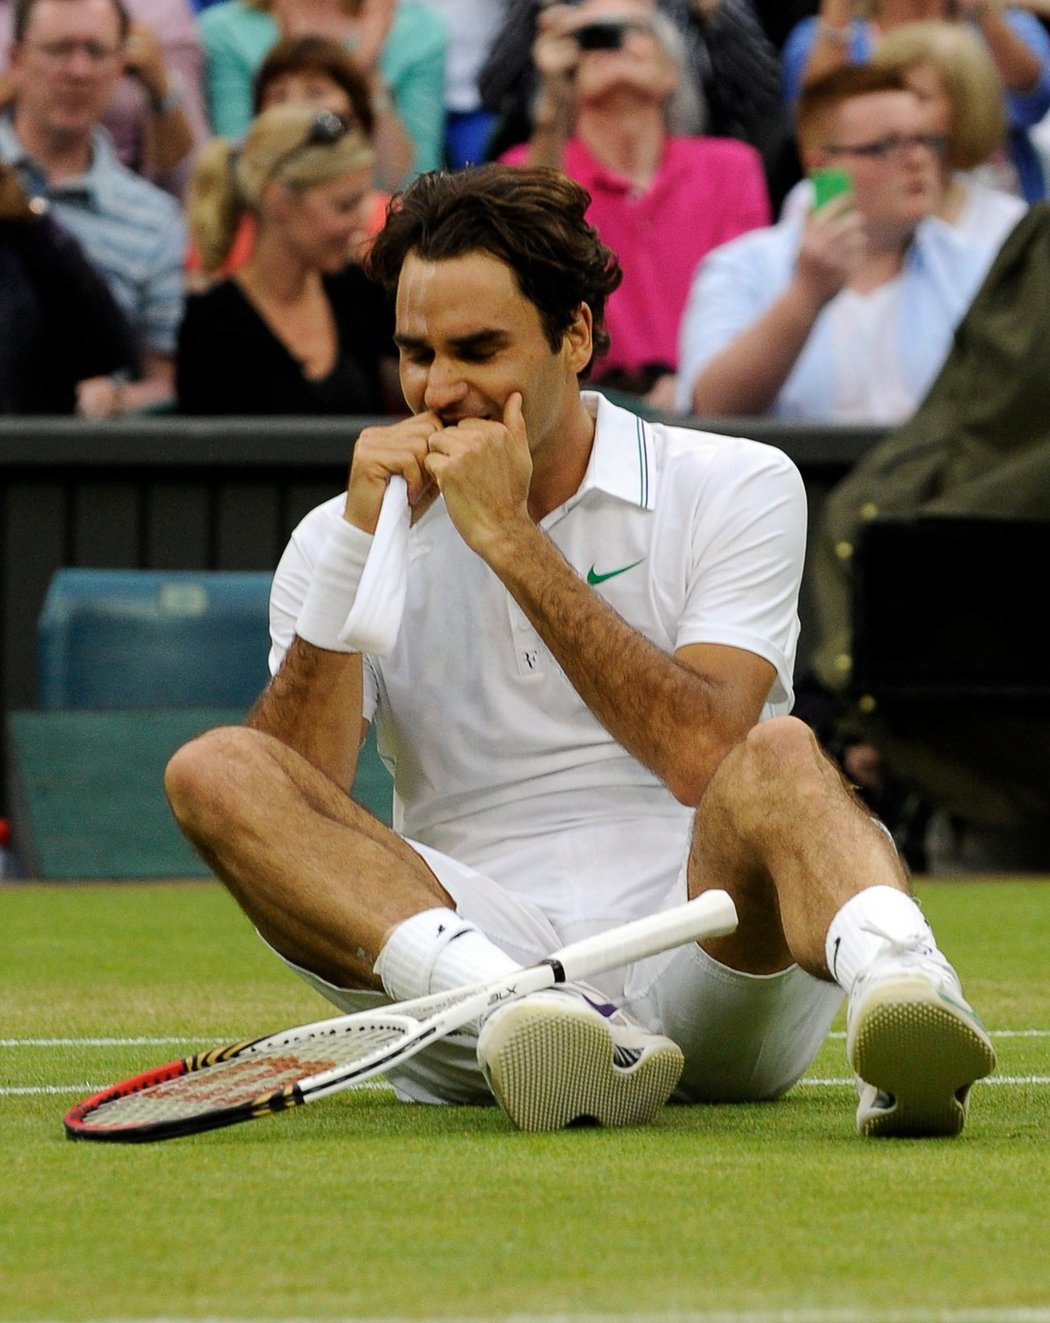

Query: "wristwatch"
(149, 75), (184, 115)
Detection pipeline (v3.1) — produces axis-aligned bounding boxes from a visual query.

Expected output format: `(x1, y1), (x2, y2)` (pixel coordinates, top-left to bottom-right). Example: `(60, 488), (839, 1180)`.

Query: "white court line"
(794, 1076), (1049, 1088)
(5, 1076), (1048, 1098)
(3, 1080), (393, 1096)
(0, 1036), (213, 1047)
(827, 1030), (1049, 1040)
(13, 1308), (1050, 1323)
(3, 1030), (1047, 1048)
(4, 1031), (1047, 1095)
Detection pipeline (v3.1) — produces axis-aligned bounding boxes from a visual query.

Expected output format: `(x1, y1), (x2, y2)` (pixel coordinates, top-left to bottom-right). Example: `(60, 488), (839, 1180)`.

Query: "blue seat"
(37, 568), (274, 711)
(10, 569), (395, 878)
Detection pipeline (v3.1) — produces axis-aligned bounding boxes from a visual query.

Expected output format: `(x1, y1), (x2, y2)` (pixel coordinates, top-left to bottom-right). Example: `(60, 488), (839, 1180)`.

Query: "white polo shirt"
(270, 393), (805, 926)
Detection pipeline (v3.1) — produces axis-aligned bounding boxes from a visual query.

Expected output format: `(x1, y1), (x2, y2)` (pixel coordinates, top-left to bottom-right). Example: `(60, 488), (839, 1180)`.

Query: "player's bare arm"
(246, 645), (365, 790)
(247, 411), (442, 786)
(425, 393), (775, 806)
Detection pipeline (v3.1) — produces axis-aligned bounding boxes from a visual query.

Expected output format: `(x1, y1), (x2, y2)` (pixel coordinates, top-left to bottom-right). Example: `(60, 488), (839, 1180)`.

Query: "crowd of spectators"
(3, 0), (1049, 870)
(4, 0), (1050, 421)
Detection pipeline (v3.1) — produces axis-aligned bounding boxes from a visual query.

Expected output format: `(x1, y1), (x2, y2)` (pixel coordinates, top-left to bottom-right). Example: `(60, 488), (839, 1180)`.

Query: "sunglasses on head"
(270, 109), (349, 177)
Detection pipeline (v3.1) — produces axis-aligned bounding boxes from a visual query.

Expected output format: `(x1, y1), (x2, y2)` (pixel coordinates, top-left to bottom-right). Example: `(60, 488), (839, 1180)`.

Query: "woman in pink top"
(500, 0), (770, 410)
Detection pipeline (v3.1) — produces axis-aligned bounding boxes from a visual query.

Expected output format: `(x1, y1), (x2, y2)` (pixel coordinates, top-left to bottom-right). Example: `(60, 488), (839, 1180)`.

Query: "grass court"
(2, 877), (1047, 1323)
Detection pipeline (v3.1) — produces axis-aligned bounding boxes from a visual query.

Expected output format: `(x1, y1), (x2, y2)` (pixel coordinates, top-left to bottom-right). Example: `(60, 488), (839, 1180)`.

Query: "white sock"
(373, 907), (519, 1003)
(825, 886), (940, 994)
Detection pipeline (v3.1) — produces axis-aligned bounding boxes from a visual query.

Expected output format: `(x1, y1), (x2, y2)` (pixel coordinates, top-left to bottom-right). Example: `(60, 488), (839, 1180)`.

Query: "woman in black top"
(178, 105), (396, 415)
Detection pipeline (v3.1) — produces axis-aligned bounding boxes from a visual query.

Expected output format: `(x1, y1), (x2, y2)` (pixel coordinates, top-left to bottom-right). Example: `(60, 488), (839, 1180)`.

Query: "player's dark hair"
(366, 164), (622, 372)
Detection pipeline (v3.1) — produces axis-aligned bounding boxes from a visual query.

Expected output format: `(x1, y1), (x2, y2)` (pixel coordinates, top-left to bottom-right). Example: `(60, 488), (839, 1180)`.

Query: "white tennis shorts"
(276, 835), (844, 1108)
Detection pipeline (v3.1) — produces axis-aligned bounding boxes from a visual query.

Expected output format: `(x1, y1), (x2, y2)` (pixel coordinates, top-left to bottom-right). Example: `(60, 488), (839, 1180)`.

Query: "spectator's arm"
(793, 3), (856, 92)
(78, 350), (176, 416)
(963, 1), (1045, 94)
(124, 350), (176, 410)
(520, 6), (579, 169)
(134, 204), (187, 411)
(344, 1), (414, 188)
(125, 21), (196, 173)
(158, 21), (212, 154)
(367, 80), (416, 190)
(686, 279), (828, 416)
(995, 9), (1050, 126)
(679, 201), (862, 416)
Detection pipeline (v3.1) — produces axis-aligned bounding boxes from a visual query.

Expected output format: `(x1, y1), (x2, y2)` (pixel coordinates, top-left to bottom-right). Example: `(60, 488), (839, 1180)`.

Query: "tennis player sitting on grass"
(164, 164), (995, 1138)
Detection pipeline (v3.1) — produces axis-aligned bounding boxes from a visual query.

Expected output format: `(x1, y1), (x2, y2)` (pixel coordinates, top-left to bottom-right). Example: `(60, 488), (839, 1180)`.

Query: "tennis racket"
(64, 889), (737, 1143)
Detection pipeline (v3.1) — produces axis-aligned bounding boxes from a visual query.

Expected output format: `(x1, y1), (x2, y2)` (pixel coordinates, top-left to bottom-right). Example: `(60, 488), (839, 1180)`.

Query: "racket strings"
(79, 1019), (416, 1128)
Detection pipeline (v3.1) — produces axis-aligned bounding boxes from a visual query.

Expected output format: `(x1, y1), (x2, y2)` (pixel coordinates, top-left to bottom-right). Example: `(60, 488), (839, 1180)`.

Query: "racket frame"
(64, 889), (737, 1142)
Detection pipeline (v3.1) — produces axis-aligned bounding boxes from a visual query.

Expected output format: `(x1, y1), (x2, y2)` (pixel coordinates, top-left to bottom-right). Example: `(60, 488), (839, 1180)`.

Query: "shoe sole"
(481, 1001), (684, 1133)
(849, 974), (996, 1138)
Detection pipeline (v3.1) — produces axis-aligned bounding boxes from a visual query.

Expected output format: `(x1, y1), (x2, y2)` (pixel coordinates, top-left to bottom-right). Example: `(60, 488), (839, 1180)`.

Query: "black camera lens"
(574, 20), (627, 50)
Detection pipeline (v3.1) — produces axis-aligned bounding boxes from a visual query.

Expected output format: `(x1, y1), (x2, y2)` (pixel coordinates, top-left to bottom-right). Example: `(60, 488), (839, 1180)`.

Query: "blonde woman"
(873, 21), (1028, 238)
(199, 0), (445, 180)
(782, 0), (1050, 200)
(177, 104), (397, 414)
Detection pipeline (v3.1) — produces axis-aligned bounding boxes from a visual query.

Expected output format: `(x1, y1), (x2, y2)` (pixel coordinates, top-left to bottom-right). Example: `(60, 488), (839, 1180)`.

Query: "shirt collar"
(0, 111), (25, 166)
(577, 390), (656, 511)
(0, 109), (116, 210)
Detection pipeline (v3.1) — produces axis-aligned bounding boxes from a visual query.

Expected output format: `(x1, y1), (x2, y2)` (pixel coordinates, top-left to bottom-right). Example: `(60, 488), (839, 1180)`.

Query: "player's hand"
(422, 392), (532, 557)
(345, 410), (442, 533)
(794, 195), (867, 307)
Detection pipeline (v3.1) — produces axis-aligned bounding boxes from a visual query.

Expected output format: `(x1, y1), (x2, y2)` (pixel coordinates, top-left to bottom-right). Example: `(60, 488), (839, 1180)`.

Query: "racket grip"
(553, 890), (738, 983)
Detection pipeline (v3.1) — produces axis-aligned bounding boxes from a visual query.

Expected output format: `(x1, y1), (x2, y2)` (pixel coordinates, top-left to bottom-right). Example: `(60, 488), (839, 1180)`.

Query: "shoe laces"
(854, 920), (959, 992)
(858, 918), (934, 958)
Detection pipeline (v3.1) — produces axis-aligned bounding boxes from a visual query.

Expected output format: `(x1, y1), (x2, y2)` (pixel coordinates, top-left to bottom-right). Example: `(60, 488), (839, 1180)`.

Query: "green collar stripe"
(635, 417), (649, 508)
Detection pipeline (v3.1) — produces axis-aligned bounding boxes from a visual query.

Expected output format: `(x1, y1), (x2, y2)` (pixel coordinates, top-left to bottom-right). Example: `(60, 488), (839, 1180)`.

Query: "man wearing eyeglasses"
(0, 0), (185, 415)
(675, 63), (1001, 422)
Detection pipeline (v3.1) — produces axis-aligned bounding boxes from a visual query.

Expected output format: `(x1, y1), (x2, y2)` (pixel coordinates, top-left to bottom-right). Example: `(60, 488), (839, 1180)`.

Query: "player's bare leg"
(687, 715), (995, 1136)
(164, 725), (511, 993)
(166, 724), (684, 1131)
(685, 715), (907, 977)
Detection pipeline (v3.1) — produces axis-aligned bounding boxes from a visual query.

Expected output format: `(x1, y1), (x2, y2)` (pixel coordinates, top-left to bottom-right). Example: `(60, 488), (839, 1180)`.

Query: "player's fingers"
(503, 391), (527, 451)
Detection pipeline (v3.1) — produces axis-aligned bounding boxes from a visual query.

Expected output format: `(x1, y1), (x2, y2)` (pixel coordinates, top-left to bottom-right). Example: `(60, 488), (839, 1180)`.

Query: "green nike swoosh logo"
(586, 558), (645, 586)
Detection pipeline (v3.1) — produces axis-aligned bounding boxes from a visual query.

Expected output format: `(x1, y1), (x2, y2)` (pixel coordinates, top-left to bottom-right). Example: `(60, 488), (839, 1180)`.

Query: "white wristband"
(294, 516), (373, 652)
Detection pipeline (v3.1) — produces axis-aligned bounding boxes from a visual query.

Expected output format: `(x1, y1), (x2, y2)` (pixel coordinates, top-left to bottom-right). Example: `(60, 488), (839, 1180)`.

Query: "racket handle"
(552, 890), (738, 983)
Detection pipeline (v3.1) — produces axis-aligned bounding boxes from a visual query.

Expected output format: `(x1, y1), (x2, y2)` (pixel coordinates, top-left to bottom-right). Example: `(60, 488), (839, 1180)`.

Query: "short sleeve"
(676, 440), (806, 712)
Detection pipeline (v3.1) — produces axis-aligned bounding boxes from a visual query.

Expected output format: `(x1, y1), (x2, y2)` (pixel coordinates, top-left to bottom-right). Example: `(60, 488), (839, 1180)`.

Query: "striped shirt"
(0, 113), (186, 356)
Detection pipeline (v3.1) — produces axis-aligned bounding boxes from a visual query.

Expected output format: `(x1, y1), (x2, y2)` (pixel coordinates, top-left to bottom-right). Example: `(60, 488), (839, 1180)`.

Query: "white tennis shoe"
(477, 986), (683, 1132)
(847, 943), (996, 1138)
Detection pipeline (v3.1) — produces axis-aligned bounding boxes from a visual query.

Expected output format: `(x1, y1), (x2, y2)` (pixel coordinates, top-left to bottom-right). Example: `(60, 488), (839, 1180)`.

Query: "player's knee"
(739, 716), (825, 792)
(164, 725), (252, 829)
